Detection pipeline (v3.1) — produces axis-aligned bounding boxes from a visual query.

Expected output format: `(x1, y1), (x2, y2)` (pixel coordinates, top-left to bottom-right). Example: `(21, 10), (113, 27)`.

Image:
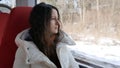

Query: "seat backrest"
(0, 13), (9, 45)
(0, 7), (32, 68)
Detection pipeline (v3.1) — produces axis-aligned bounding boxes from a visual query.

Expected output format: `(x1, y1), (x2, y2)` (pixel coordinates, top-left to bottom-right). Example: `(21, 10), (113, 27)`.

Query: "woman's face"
(50, 9), (60, 34)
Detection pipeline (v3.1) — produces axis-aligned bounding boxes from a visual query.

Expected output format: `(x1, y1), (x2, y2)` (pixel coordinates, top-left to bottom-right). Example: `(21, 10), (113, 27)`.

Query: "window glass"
(0, 0), (16, 8)
(0, 0), (15, 13)
(36, 1), (120, 64)
(37, 0), (120, 41)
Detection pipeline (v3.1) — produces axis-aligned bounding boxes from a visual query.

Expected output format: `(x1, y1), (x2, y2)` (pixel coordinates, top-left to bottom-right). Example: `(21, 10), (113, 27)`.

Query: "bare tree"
(82, 0), (85, 23)
(111, 0), (115, 17)
(96, 0), (100, 29)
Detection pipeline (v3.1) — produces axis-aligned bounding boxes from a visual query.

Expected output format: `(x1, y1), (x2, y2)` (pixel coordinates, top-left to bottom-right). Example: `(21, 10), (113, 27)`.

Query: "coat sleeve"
(67, 47), (79, 68)
(57, 43), (79, 68)
(13, 46), (30, 68)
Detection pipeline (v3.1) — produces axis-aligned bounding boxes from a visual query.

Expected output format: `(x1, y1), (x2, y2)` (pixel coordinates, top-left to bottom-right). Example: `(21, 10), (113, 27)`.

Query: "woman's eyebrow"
(51, 16), (57, 19)
(51, 16), (55, 18)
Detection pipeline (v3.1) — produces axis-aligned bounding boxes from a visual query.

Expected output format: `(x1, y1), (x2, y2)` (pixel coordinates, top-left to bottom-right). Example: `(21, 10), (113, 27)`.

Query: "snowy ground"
(68, 36), (120, 67)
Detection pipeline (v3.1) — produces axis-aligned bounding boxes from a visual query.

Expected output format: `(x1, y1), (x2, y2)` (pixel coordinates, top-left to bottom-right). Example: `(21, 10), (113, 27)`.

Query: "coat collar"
(15, 28), (76, 47)
(15, 28), (76, 66)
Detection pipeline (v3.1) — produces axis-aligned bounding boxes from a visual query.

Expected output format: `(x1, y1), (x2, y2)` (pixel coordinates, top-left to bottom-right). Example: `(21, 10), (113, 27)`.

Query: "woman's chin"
(53, 31), (58, 34)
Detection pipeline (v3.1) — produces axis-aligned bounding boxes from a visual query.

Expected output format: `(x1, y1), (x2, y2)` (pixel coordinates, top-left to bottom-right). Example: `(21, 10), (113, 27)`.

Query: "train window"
(36, 0), (120, 67)
(0, 0), (15, 8)
(0, 0), (15, 13)
(36, 0), (120, 40)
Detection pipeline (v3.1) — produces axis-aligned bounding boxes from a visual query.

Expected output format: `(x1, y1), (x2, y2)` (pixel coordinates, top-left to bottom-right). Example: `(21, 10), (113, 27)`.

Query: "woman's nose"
(55, 19), (59, 25)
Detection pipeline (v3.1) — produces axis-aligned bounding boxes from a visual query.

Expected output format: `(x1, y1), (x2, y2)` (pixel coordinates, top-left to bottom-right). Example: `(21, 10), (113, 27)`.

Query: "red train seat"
(0, 7), (32, 68)
(0, 13), (9, 45)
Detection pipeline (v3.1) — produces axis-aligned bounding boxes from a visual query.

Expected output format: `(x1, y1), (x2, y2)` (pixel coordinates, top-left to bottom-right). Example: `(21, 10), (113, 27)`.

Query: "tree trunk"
(96, 0), (100, 30)
(82, 0), (85, 23)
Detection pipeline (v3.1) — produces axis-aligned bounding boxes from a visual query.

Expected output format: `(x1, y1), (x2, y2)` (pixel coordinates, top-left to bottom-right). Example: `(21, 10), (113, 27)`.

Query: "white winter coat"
(13, 29), (79, 68)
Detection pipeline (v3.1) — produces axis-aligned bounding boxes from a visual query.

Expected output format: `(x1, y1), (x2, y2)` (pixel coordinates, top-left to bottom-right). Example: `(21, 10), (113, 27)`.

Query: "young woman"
(13, 2), (79, 68)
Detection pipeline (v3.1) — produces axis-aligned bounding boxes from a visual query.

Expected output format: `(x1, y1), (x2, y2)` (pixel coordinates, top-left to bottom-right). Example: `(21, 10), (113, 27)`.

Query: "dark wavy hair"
(29, 2), (61, 67)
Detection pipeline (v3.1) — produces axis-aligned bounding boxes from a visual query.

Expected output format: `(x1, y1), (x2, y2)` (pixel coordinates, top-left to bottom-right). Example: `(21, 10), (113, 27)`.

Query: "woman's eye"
(51, 18), (59, 21)
(51, 18), (56, 20)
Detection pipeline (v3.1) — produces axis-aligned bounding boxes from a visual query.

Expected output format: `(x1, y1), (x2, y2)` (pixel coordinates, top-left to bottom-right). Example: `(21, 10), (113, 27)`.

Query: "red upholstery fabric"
(0, 13), (9, 45)
(0, 7), (32, 68)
